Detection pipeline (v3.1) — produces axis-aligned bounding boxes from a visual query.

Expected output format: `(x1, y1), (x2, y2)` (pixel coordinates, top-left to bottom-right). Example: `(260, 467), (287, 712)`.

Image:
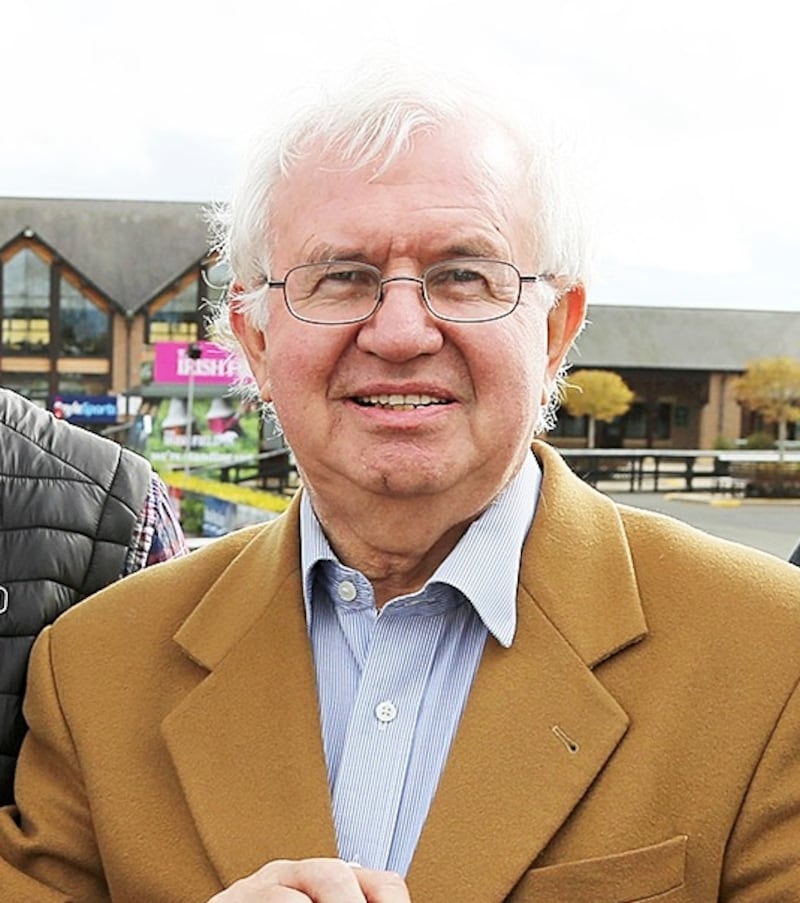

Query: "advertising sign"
(202, 496), (236, 537)
(52, 395), (120, 424)
(131, 394), (262, 469)
(153, 341), (238, 385)
(138, 340), (261, 469)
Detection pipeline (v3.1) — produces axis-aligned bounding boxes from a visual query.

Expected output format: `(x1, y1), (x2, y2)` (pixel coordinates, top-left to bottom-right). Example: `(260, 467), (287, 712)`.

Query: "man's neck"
(303, 488), (487, 608)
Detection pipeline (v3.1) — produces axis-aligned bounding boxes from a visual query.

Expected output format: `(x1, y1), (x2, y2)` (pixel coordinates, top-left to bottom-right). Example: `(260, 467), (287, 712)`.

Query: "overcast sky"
(3, 0), (799, 312)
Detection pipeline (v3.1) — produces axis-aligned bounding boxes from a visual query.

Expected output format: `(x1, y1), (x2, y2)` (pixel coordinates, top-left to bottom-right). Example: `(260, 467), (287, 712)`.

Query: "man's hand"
(207, 858), (412, 902)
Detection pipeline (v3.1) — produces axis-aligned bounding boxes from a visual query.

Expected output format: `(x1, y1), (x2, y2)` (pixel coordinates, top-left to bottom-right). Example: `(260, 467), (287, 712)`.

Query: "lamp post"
(184, 342), (202, 473)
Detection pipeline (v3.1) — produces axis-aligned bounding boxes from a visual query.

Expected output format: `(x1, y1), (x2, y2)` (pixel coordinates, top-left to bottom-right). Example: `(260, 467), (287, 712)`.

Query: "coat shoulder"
(617, 502), (800, 647)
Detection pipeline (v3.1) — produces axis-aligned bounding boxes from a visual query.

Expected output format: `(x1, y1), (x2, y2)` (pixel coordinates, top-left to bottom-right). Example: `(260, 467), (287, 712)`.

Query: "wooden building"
(0, 197), (221, 405)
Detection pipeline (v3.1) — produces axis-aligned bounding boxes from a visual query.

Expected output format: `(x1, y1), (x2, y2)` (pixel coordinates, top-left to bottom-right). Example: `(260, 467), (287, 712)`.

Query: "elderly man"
(0, 72), (799, 903)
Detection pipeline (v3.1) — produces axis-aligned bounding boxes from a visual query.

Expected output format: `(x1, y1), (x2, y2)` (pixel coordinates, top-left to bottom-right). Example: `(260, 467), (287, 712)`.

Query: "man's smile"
(352, 393), (453, 411)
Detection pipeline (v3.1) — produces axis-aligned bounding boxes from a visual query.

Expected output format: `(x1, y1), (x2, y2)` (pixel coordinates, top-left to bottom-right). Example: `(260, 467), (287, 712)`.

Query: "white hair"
(206, 64), (591, 432)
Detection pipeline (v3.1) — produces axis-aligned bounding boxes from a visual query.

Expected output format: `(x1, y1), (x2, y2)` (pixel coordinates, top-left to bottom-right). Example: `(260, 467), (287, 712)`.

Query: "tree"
(561, 369), (634, 448)
(733, 357), (800, 460)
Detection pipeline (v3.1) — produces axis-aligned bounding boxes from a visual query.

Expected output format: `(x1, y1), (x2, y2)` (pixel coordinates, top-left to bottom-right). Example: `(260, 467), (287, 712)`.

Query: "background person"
(0, 71), (799, 902)
(0, 388), (187, 806)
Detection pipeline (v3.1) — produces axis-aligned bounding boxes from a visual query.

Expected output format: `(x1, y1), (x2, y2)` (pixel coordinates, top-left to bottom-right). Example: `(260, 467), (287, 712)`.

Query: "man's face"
(233, 122), (585, 518)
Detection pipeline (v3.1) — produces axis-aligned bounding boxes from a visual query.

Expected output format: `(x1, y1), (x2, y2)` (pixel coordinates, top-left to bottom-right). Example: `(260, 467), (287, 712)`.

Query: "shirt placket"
(331, 604), (444, 870)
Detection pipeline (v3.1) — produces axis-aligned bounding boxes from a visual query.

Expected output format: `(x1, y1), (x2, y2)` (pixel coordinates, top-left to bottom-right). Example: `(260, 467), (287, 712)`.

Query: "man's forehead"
(271, 123), (528, 237)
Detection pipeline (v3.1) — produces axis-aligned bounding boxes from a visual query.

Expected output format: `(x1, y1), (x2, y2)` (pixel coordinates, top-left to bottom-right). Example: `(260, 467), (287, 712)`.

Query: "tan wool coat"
(1, 442), (799, 902)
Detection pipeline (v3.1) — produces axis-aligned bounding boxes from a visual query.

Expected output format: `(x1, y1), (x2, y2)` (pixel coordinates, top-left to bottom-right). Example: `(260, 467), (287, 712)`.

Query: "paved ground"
(603, 488), (800, 561)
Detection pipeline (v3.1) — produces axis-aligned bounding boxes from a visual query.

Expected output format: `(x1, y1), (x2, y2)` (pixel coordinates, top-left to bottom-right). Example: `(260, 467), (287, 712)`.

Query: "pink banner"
(153, 341), (237, 385)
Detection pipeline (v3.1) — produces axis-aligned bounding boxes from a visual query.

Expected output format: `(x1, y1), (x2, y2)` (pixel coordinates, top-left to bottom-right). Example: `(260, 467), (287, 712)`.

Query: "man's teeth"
(356, 393), (449, 410)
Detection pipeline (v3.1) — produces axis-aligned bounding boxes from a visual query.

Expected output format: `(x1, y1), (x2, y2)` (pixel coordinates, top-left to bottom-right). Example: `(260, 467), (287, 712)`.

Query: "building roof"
(572, 304), (800, 372)
(0, 197), (211, 313)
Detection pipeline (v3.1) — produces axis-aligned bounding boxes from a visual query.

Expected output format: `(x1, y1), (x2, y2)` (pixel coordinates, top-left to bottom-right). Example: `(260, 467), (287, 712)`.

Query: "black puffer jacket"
(0, 390), (151, 804)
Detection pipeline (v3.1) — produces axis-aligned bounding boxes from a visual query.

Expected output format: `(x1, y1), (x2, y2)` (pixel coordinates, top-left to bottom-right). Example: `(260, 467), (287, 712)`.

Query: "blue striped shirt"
(301, 452), (539, 876)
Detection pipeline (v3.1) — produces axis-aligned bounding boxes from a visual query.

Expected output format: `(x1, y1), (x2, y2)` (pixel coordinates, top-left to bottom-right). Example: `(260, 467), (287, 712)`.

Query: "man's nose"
(356, 278), (444, 361)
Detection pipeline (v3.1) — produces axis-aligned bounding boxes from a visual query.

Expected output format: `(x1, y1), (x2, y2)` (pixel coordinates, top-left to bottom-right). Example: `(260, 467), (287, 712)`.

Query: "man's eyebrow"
(302, 244), (370, 264)
(443, 240), (503, 259)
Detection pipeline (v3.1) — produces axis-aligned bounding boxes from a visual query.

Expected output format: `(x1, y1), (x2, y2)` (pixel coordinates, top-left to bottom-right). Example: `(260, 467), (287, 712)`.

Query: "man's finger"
(354, 867), (412, 902)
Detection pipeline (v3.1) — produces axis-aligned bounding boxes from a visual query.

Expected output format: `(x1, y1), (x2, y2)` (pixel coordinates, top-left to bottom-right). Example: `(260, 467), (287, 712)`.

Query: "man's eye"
(430, 267), (480, 286)
(451, 269), (482, 282)
(431, 267), (488, 289)
(324, 269), (372, 285)
(434, 268), (481, 283)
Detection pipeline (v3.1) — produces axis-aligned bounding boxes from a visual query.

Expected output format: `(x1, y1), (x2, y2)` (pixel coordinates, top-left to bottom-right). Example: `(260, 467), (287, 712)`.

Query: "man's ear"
(229, 287), (272, 402)
(546, 282), (586, 381)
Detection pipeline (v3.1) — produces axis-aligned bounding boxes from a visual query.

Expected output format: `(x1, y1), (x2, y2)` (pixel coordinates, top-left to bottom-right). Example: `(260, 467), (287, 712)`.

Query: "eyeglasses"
(266, 258), (554, 325)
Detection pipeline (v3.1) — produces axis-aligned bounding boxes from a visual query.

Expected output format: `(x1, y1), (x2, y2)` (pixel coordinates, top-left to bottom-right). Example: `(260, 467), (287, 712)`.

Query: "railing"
(216, 447), (297, 493)
(557, 448), (800, 493)
(175, 444), (800, 497)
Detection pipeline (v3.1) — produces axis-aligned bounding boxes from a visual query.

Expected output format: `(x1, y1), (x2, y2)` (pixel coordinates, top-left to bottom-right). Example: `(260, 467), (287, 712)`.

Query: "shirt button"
(337, 580), (357, 602)
(374, 700), (397, 723)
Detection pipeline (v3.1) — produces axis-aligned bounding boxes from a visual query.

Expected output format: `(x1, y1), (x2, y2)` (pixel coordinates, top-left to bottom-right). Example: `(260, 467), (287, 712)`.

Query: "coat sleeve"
(0, 627), (109, 903)
(722, 673), (800, 899)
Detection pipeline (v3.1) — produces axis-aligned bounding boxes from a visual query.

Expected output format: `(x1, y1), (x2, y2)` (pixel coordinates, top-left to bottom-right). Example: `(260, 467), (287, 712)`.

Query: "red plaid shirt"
(124, 473), (188, 574)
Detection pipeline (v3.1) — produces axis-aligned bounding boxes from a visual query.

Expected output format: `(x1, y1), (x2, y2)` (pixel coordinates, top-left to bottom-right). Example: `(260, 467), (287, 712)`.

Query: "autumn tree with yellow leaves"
(561, 369), (635, 448)
(733, 357), (800, 460)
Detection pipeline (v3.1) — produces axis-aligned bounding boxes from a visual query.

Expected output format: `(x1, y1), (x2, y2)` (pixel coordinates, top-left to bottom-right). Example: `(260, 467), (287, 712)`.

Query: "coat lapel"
(408, 442), (648, 902)
(161, 501), (339, 886)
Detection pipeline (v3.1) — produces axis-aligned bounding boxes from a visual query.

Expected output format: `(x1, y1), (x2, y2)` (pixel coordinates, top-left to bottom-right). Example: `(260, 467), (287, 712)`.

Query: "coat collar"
(162, 442), (647, 900)
(523, 441), (648, 668)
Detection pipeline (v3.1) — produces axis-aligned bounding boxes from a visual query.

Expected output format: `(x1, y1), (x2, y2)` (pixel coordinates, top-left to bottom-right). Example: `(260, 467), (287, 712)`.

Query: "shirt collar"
(300, 451), (540, 648)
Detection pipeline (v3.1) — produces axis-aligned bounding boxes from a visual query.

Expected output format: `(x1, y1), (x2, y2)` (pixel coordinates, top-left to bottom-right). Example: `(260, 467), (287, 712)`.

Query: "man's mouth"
(353, 393), (451, 411)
